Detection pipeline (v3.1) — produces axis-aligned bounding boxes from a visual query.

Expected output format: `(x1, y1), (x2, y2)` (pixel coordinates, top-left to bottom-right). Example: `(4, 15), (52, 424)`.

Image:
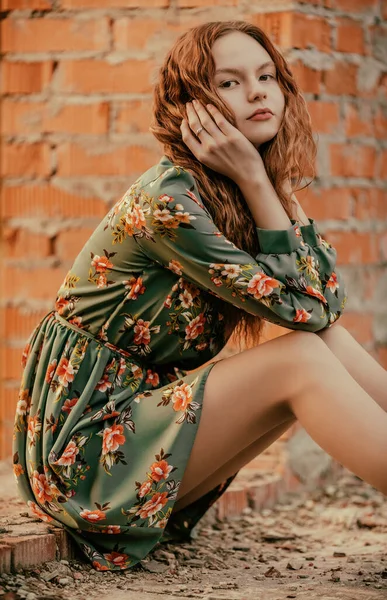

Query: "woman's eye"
(219, 74), (275, 88)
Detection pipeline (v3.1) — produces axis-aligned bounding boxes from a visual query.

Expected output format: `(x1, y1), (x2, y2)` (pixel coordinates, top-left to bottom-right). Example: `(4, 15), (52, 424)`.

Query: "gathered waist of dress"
(53, 311), (139, 365)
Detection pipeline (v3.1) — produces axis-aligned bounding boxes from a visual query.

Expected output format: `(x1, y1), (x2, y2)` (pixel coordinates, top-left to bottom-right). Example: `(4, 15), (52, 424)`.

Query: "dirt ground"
(1, 472), (387, 600)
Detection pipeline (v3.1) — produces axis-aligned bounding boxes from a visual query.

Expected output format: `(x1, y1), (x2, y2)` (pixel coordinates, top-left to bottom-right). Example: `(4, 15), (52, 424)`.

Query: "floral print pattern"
(13, 155), (348, 572)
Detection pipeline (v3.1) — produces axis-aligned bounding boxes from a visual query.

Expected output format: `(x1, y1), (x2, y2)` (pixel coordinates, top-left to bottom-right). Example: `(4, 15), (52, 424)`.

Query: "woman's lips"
(248, 112), (273, 121)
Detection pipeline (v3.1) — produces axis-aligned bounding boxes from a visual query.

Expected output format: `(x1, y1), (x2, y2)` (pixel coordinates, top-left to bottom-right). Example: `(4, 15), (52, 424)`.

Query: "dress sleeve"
(131, 165), (348, 332)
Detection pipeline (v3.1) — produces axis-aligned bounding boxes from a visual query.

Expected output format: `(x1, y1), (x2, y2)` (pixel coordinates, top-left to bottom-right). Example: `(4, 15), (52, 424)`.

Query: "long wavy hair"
(149, 20), (317, 351)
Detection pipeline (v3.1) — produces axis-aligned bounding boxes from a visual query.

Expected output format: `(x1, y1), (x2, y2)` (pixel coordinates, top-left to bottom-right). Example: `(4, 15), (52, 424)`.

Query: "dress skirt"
(13, 311), (238, 571)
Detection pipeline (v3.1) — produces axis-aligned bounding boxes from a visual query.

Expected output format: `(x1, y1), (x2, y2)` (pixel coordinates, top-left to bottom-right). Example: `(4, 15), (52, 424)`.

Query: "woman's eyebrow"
(215, 61), (275, 75)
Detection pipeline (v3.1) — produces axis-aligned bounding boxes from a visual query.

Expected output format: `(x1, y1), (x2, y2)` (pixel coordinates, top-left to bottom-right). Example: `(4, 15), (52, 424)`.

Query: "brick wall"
(0, 0), (386, 461)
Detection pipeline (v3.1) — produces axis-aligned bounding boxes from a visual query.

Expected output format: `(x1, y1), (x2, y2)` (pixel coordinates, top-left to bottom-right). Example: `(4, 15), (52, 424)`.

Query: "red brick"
(0, 544), (12, 574)
(329, 144), (377, 179)
(353, 188), (387, 221)
(292, 13), (332, 52)
(56, 142), (160, 176)
(323, 62), (358, 96)
(2, 0), (51, 7)
(56, 59), (156, 94)
(295, 186), (352, 221)
(216, 485), (249, 520)
(0, 346), (24, 381)
(1, 143), (51, 178)
(62, 0), (168, 6)
(336, 17), (366, 55)
(2, 61), (53, 95)
(345, 103), (374, 137)
(56, 228), (96, 259)
(2, 100), (109, 136)
(247, 12), (293, 48)
(377, 346), (387, 370)
(306, 101), (340, 134)
(1, 18), (110, 54)
(3, 228), (51, 260)
(374, 107), (387, 140)
(339, 312), (374, 345)
(178, 0), (236, 5)
(322, 230), (379, 265)
(51, 527), (81, 561)
(0, 307), (47, 340)
(1, 534), (56, 570)
(1, 185), (107, 219)
(382, 0), (387, 20)
(114, 99), (153, 134)
(379, 149), (387, 179)
(335, 0), (378, 11)
(3, 266), (66, 301)
(289, 60), (322, 94)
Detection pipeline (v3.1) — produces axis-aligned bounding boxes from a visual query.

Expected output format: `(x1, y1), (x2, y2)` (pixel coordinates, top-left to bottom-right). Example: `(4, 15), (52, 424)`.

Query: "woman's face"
(211, 31), (285, 149)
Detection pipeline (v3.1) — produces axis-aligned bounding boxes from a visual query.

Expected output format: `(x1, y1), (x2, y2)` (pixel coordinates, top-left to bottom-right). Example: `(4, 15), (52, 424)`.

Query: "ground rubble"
(1, 472), (387, 600)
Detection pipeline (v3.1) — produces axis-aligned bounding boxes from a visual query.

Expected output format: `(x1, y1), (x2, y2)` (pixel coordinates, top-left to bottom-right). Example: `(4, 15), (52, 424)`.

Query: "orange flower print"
(80, 508), (106, 522)
(21, 342), (31, 369)
(101, 525), (121, 534)
(138, 480), (152, 498)
(155, 517), (168, 529)
(137, 491), (168, 519)
(55, 296), (69, 315)
(27, 414), (41, 446)
(168, 259), (183, 275)
(145, 369), (160, 387)
(68, 316), (83, 328)
(185, 188), (206, 210)
(131, 364), (143, 380)
(56, 357), (75, 387)
(16, 389), (30, 416)
(104, 551), (131, 568)
(56, 440), (79, 466)
(13, 463), (24, 477)
(124, 276), (146, 301)
(95, 373), (113, 393)
(45, 359), (57, 384)
(326, 272), (339, 294)
(91, 255), (114, 273)
(305, 286), (327, 305)
(221, 264), (242, 279)
(62, 397), (78, 414)
(150, 459), (173, 483)
(185, 313), (206, 340)
(179, 289), (193, 309)
(97, 273), (107, 288)
(164, 295), (172, 308)
(92, 561), (109, 571)
(32, 470), (54, 504)
(27, 501), (53, 523)
(133, 320), (151, 345)
(102, 423), (126, 455)
(294, 308), (312, 323)
(154, 207), (174, 224)
(171, 382), (192, 412)
(131, 203), (146, 229)
(247, 272), (281, 299)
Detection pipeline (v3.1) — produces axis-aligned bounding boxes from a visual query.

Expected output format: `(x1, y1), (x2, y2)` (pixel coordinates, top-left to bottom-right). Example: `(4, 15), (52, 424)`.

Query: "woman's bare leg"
(316, 323), (387, 410)
(173, 330), (387, 513)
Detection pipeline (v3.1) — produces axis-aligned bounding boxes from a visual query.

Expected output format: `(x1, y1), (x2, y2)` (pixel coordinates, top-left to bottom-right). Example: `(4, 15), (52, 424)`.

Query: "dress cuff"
(256, 221), (303, 255)
(297, 218), (321, 247)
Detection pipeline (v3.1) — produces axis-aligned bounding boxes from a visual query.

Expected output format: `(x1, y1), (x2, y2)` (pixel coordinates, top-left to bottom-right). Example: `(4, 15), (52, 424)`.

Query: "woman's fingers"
(180, 118), (203, 157)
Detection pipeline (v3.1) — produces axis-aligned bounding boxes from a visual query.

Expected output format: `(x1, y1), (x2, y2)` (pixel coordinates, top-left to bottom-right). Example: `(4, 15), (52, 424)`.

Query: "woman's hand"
(180, 99), (267, 187)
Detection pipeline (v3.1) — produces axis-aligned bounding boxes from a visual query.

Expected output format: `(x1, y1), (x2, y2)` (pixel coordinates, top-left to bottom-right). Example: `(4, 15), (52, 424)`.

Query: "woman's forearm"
(237, 174), (292, 230)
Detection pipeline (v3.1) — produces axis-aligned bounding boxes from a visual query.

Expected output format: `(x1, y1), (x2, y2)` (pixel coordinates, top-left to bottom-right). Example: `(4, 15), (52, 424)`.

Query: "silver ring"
(196, 126), (203, 136)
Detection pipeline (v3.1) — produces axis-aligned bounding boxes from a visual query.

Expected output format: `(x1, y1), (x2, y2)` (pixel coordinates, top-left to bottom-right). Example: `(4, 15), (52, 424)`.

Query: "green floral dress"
(13, 155), (348, 571)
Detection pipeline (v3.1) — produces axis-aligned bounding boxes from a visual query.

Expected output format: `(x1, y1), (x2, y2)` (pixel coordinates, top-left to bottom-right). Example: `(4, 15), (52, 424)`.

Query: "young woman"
(13, 20), (387, 572)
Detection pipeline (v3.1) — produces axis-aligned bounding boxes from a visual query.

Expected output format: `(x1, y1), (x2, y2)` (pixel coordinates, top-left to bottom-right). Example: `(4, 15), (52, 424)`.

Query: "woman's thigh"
(176, 329), (331, 501)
